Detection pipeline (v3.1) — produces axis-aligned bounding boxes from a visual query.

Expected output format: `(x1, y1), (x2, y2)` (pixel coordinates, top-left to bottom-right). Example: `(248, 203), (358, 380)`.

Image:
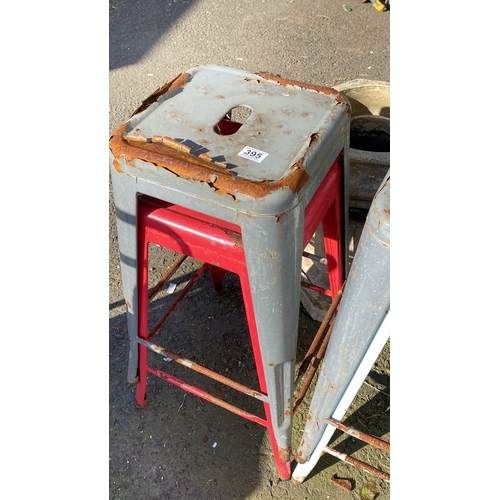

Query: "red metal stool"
(134, 154), (344, 480)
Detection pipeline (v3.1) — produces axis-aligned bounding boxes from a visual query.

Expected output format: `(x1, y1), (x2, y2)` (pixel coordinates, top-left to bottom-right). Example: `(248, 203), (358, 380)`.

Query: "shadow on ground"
(109, 0), (198, 70)
(109, 246), (390, 499)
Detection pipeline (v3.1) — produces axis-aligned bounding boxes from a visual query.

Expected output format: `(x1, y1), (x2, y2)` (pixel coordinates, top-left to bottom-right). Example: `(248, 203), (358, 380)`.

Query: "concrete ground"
(7, 3), (500, 499)
(109, 1), (390, 498)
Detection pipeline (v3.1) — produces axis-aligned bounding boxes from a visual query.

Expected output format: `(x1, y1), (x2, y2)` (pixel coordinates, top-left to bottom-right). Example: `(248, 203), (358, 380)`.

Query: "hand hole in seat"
(214, 105), (252, 135)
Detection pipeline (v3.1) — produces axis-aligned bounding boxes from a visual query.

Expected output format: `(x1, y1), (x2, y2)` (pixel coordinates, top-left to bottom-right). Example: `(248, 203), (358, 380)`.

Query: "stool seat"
(110, 65), (351, 479)
(111, 66), (350, 214)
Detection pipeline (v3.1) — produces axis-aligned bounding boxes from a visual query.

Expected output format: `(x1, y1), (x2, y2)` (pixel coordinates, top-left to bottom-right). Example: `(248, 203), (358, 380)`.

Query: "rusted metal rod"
(148, 253), (188, 299)
(294, 283), (345, 390)
(147, 263), (208, 340)
(322, 446), (390, 482)
(146, 366), (268, 427)
(326, 418), (390, 453)
(139, 338), (269, 403)
(293, 317), (336, 414)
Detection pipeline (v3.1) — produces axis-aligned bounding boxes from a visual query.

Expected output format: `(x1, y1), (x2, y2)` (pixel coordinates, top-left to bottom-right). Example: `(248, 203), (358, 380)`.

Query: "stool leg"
(135, 220), (150, 407)
(292, 421), (336, 484)
(292, 313), (390, 482)
(238, 267), (293, 479)
(135, 344), (148, 407)
(296, 173), (390, 464)
(110, 169), (140, 385)
(208, 265), (227, 295)
(322, 187), (344, 295)
(240, 211), (303, 476)
(264, 404), (292, 480)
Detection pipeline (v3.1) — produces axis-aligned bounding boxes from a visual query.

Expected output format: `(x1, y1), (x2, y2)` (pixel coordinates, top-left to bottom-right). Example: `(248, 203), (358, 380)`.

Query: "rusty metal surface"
(278, 446), (292, 462)
(140, 338), (269, 403)
(293, 284), (345, 414)
(147, 253), (187, 300)
(293, 170), (390, 484)
(299, 280), (333, 297)
(106, 0), (392, 497)
(110, 122), (310, 200)
(147, 264), (208, 340)
(293, 319), (335, 415)
(146, 366), (268, 426)
(330, 477), (353, 491)
(322, 446), (390, 482)
(132, 72), (191, 116)
(257, 72), (349, 107)
(109, 63), (352, 484)
(326, 417), (390, 453)
(294, 284), (344, 389)
(110, 65), (350, 203)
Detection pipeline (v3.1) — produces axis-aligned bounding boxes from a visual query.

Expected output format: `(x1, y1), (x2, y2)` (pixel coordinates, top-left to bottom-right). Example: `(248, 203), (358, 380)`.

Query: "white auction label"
(238, 146), (268, 163)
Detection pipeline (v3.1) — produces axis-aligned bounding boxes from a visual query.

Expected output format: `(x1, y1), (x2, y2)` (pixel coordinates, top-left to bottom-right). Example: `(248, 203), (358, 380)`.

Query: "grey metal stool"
(109, 65), (351, 479)
(293, 170), (390, 483)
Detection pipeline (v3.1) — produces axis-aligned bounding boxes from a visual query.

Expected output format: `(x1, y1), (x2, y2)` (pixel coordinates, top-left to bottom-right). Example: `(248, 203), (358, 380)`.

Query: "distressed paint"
(325, 418), (390, 452)
(292, 312), (391, 484)
(139, 339), (269, 403)
(322, 446), (390, 482)
(110, 65), (351, 480)
(132, 72), (191, 116)
(110, 124), (310, 200)
(148, 366), (268, 426)
(257, 72), (350, 110)
(293, 170), (390, 472)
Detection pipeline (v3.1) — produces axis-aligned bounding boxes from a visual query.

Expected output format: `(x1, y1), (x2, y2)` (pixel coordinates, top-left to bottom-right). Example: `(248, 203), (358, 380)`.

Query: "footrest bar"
(145, 366), (268, 427)
(148, 253), (188, 300)
(326, 418), (390, 453)
(139, 338), (269, 403)
(322, 446), (390, 482)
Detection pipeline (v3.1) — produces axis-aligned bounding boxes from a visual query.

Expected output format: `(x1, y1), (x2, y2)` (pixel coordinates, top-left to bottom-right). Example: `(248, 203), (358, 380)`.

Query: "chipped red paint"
(144, 341), (268, 402)
(147, 366), (268, 426)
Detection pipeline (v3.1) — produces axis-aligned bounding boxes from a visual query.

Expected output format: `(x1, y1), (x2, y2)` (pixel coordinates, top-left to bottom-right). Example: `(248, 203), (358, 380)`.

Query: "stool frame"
(109, 65), (351, 479)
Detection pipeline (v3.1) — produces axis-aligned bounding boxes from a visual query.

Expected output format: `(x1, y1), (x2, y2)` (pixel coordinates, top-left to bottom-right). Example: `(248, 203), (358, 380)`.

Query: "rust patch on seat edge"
(131, 72), (191, 116)
(109, 122), (310, 200)
(257, 72), (351, 117)
(259, 72), (345, 99)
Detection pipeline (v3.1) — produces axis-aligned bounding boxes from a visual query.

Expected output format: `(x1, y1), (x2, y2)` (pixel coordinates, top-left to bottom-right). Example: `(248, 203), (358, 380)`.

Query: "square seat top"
(110, 65), (350, 202)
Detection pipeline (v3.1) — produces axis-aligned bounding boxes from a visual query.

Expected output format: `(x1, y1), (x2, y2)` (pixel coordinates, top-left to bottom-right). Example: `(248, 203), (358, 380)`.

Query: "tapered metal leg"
(295, 171), (390, 467)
